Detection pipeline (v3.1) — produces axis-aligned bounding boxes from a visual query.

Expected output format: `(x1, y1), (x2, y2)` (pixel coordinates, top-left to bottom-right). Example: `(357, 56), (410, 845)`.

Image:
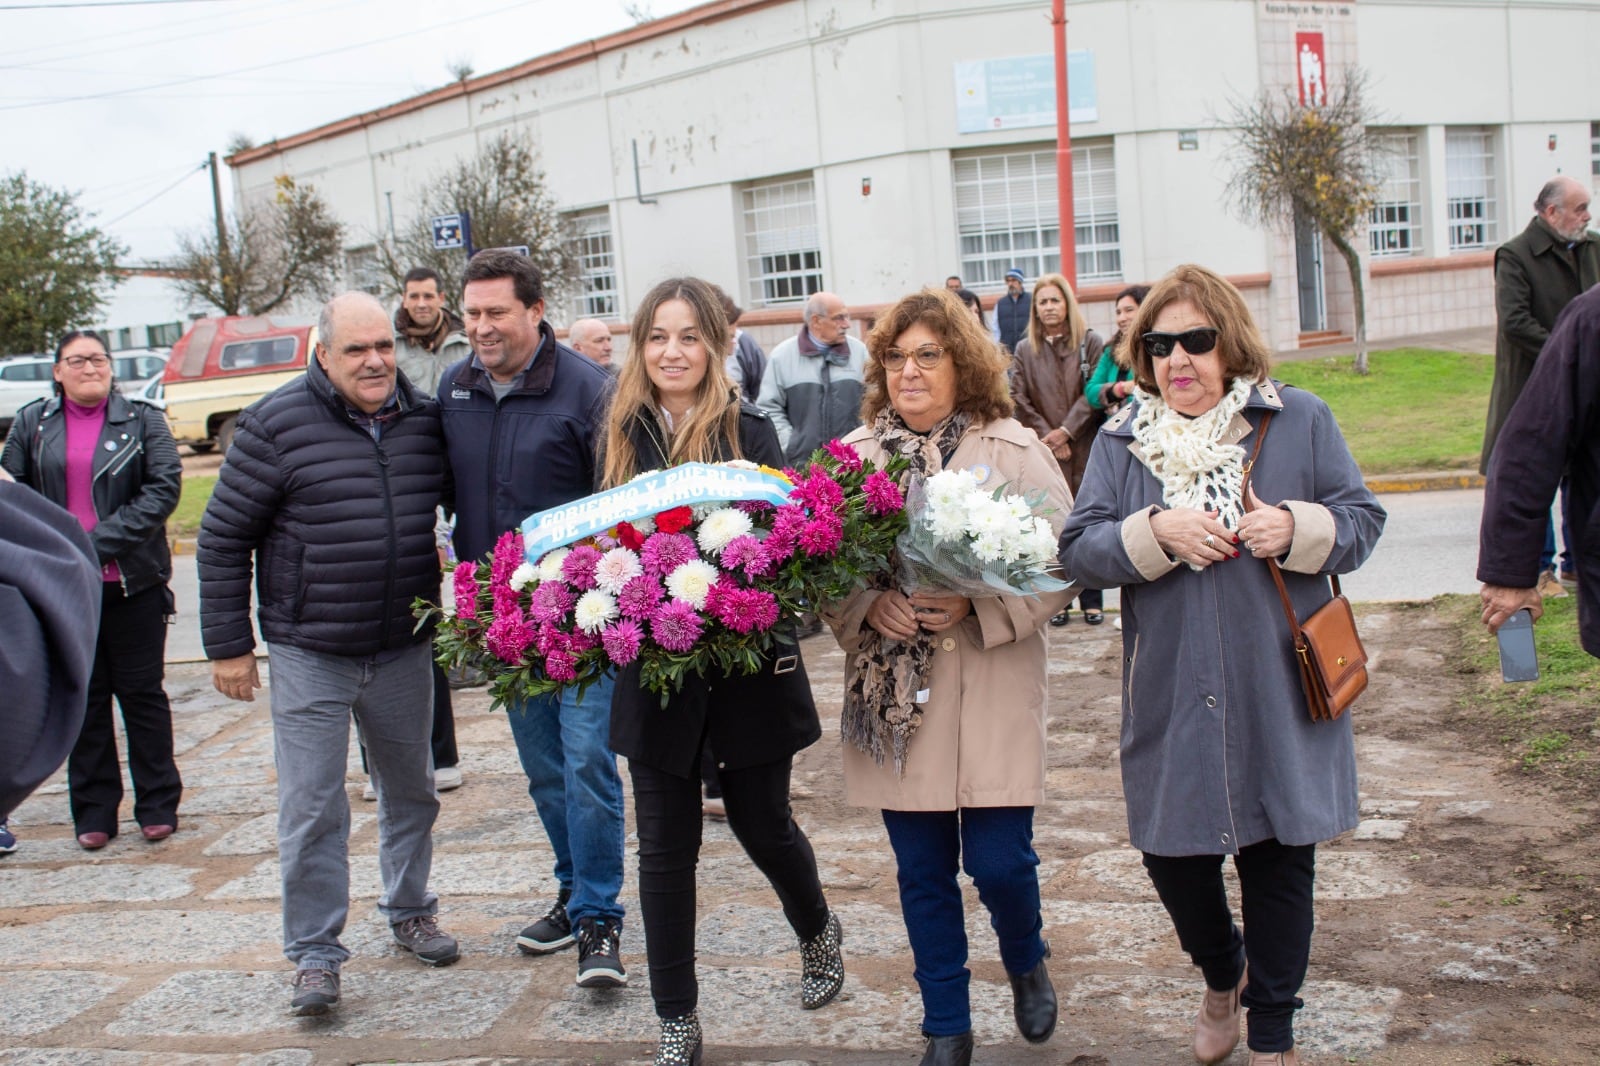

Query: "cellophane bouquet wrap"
(896, 468), (1068, 598)
(418, 446), (909, 708)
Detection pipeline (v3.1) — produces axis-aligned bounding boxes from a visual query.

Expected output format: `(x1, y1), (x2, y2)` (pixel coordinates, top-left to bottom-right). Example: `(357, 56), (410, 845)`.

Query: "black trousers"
(630, 754), (829, 1018)
(70, 583), (183, 836)
(360, 661), (457, 772)
(1141, 839), (1316, 1054)
(1076, 586), (1104, 612)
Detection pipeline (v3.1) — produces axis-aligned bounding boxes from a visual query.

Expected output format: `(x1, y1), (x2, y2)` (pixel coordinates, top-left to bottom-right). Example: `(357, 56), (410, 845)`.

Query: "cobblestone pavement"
(2, 610), (1596, 1065)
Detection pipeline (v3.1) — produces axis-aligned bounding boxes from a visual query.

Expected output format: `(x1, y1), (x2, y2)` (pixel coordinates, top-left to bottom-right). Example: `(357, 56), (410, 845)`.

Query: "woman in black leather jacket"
(1, 330), (183, 850)
(598, 278), (843, 1066)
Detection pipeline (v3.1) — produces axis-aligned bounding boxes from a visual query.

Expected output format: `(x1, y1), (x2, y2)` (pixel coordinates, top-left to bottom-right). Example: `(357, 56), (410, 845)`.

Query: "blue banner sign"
(521, 462), (794, 561)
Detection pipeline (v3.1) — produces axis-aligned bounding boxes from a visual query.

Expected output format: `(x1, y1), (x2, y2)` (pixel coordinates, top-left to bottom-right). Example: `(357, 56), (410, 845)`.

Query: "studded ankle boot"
(654, 1011), (702, 1066)
(799, 910), (845, 1009)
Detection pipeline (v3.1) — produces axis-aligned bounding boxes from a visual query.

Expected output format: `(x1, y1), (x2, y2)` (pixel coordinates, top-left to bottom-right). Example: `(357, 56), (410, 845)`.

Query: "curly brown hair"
(1125, 264), (1273, 393)
(862, 288), (1013, 425)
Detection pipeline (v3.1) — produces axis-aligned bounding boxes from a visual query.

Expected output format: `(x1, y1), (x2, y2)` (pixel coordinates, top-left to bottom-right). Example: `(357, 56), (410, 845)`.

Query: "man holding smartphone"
(1478, 285), (1600, 662)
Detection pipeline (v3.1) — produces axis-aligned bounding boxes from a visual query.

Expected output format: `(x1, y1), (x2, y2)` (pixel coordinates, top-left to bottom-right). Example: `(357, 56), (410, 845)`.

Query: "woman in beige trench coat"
(822, 289), (1073, 1066)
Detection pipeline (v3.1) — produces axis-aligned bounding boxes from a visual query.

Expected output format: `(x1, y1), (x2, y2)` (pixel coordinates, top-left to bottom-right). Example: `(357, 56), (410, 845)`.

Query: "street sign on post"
(430, 214), (465, 249)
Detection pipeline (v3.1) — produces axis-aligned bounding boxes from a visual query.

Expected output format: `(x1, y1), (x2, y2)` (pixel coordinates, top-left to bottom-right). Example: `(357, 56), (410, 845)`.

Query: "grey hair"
(804, 293), (829, 321)
(1535, 176), (1583, 213)
(317, 292), (387, 352)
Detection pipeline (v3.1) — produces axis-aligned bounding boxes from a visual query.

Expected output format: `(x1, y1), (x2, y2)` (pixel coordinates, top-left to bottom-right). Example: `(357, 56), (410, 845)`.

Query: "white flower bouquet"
(897, 468), (1068, 598)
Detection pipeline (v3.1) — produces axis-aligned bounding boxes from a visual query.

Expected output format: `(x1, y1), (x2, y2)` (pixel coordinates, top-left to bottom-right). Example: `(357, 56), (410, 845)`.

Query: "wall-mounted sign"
(954, 52), (1097, 133)
(1178, 130), (1200, 151)
(1296, 31), (1327, 107)
(431, 214), (466, 250)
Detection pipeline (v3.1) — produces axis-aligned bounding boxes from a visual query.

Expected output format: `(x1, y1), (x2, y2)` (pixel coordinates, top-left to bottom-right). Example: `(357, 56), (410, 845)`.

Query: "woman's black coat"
(606, 400), (821, 778)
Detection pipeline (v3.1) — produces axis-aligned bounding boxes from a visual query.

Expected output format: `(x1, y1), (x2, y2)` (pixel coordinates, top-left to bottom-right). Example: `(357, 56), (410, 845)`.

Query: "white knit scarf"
(1130, 377), (1255, 558)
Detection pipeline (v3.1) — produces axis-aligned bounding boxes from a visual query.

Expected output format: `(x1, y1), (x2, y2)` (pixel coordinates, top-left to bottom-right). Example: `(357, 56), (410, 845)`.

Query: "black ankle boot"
(799, 910), (844, 1009)
(918, 1031), (974, 1066)
(1008, 944), (1058, 1044)
(654, 1011), (702, 1066)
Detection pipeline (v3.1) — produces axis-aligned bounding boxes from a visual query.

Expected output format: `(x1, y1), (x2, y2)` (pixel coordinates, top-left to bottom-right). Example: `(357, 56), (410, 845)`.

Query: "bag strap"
(1241, 411), (1343, 647)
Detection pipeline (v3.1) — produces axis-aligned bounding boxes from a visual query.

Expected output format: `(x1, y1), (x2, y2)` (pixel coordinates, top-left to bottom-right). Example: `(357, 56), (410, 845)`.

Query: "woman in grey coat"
(1057, 265), (1385, 1066)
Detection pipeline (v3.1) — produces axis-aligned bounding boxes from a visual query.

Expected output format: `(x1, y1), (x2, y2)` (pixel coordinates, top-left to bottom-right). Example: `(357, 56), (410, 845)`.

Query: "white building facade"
(227, 0), (1600, 353)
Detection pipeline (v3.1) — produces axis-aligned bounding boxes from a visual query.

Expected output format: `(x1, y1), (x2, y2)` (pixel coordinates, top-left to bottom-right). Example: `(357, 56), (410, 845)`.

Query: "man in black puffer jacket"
(198, 292), (459, 1017)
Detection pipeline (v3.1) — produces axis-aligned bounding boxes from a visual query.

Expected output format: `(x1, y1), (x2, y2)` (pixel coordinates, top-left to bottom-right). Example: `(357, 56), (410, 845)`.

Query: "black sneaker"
(517, 887), (574, 955)
(290, 967), (340, 1016)
(575, 916), (627, 988)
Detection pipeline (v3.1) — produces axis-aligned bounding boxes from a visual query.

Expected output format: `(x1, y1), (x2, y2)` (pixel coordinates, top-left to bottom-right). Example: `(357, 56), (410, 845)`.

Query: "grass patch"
(170, 474), (214, 538)
(1444, 592), (1600, 792)
(1273, 348), (1492, 474)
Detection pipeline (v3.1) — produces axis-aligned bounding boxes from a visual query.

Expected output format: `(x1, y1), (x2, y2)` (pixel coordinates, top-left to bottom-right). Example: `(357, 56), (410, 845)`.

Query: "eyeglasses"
(62, 354), (111, 370)
(881, 345), (946, 371)
(1141, 328), (1219, 360)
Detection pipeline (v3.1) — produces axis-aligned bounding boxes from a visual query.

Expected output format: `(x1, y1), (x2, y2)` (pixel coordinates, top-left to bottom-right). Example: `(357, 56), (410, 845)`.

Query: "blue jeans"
(504, 673), (625, 925)
(1540, 479), (1573, 574)
(267, 641), (439, 972)
(882, 806), (1046, 1037)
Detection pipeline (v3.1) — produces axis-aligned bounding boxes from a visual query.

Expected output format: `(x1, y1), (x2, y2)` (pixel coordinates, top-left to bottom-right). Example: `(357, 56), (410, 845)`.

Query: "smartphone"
(1497, 608), (1540, 683)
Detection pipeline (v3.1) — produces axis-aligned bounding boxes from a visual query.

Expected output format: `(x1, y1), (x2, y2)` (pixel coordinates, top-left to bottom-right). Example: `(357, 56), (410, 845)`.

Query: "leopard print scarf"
(840, 406), (972, 774)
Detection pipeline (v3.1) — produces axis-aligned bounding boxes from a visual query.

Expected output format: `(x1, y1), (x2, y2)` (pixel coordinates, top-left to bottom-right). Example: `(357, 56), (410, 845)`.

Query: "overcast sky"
(3, 0), (699, 263)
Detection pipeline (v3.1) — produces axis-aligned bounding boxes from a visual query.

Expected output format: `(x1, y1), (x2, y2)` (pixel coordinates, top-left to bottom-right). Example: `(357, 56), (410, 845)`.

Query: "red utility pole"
(1052, 0), (1077, 288)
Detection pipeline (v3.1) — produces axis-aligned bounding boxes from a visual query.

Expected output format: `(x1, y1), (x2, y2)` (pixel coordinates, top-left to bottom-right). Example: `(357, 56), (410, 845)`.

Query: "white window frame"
(344, 245), (383, 296)
(1445, 127), (1497, 253)
(953, 143), (1122, 290)
(1368, 131), (1424, 258)
(1591, 120), (1599, 181)
(742, 177), (823, 307)
(569, 208), (619, 320)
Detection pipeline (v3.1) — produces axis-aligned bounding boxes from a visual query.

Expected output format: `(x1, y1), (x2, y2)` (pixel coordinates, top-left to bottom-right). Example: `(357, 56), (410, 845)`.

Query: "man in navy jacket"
(437, 250), (627, 989)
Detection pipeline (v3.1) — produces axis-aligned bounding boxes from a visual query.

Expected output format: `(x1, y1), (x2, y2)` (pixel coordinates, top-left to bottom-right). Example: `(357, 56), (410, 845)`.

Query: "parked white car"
(0, 354), (55, 437)
(113, 348), (171, 396)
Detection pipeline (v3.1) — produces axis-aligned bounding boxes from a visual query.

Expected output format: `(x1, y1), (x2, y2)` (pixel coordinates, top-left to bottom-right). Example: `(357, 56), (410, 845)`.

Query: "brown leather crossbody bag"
(1242, 412), (1369, 722)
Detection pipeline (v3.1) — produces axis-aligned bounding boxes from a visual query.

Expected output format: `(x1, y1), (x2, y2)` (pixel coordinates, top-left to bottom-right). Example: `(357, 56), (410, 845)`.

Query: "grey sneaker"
(392, 914), (460, 966)
(290, 967), (340, 1016)
(575, 916), (627, 988)
(517, 887), (574, 954)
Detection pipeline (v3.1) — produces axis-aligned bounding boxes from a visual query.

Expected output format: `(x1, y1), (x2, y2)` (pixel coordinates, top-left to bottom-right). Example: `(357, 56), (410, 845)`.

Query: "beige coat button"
(941, 637), (956, 652)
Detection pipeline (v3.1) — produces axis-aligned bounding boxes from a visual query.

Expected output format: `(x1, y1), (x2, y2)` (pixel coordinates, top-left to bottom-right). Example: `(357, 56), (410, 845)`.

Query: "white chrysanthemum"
(724, 459), (758, 470)
(927, 506), (970, 542)
(696, 507), (753, 554)
(536, 548), (571, 583)
(664, 559), (720, 610)
(630, 515), (657, 535)
(925, 468), (979, 511)
(970, 532), (1007, 564)
(574, 589), (619, 634)
(510, 562), (538, 591)
(593, 547), (643, 595)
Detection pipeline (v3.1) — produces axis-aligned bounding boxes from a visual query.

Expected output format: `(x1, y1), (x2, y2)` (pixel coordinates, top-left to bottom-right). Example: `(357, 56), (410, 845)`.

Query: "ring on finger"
(1202, 534), (1216, 548)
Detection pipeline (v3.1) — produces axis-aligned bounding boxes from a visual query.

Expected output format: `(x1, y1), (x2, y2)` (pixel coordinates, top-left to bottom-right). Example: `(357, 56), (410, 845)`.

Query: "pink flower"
(493, 584), (522, 622)
(568, 629), (599, 654)
(491, 530), (524, 587)
(545, 649), (578, 683)
(529, 581), (574, 626)
(640, 532), (697, 577)
(618, 575), (666, 620)
(824, 438), (863, 472)
(743, 544), (780, 580)
(863, 469), (905, 515)
(484, 614), (534, 664)
(800, 514), (844, 556)
(601, 619), (644, 665)
(452, 562), (480, 620)
(561, 545), (603, 591)
(734, 500), (774, 516)
(703, 574), (739, 619)
(719, 534), (763, 571)
(651, 600), (705, 653)
(534, 623), (569, 657)
(713, 587), (781, 634)
(793, 469), (845, 513)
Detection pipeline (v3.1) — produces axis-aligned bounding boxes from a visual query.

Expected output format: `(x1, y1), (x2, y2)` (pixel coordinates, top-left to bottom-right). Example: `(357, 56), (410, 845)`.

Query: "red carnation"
(655, 506), (694, 534)
(616, 521), (647, 551)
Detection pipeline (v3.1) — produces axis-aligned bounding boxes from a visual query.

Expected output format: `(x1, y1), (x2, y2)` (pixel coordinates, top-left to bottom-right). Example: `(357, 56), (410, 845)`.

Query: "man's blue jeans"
(504, 672), (625, 925)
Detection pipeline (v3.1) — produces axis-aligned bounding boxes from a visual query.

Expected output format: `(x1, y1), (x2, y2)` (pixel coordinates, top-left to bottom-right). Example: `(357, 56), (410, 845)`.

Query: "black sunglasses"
(1142, 328), (1220, 360)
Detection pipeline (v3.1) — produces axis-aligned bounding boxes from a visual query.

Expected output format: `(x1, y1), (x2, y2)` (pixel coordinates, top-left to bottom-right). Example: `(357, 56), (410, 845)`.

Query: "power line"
(0, 0), (540, 112)
(99, 161), (206, 227)
(0, 0), (309, 65)
(0, 0), (249, 9)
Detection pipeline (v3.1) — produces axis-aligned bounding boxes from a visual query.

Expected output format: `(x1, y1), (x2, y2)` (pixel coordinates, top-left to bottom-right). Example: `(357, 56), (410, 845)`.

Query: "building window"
(1591, 120), (1599, 179)
(953, 144), (1122, 289)
(148, 322), (183, 347)
(345, 245), (383, 296)
(742, 177), (823, 306)
(570, 209), (618, 320)
(1369, 131), (1423, 258)
(1445, 127), (1497, 252)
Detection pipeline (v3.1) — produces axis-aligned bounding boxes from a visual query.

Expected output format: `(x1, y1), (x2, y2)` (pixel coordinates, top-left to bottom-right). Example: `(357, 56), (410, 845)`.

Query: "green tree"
(1224, 70), (1382, 373)
(0, 171), (126, 356)
(377, 131), (577, 319)
(173, 174), (345, 316)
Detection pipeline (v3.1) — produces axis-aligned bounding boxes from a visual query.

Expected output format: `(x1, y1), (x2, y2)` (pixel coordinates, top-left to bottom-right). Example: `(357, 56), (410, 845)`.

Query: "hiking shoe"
(391, 914), (460, 966)
(575, 916), (627, 988)
(1537, 569), (1568, 599)
(0, 822), (15, 854)
(517, 887), (574, 954)
(434, 765), (464, 792)
(290, 967), (340, 1016)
